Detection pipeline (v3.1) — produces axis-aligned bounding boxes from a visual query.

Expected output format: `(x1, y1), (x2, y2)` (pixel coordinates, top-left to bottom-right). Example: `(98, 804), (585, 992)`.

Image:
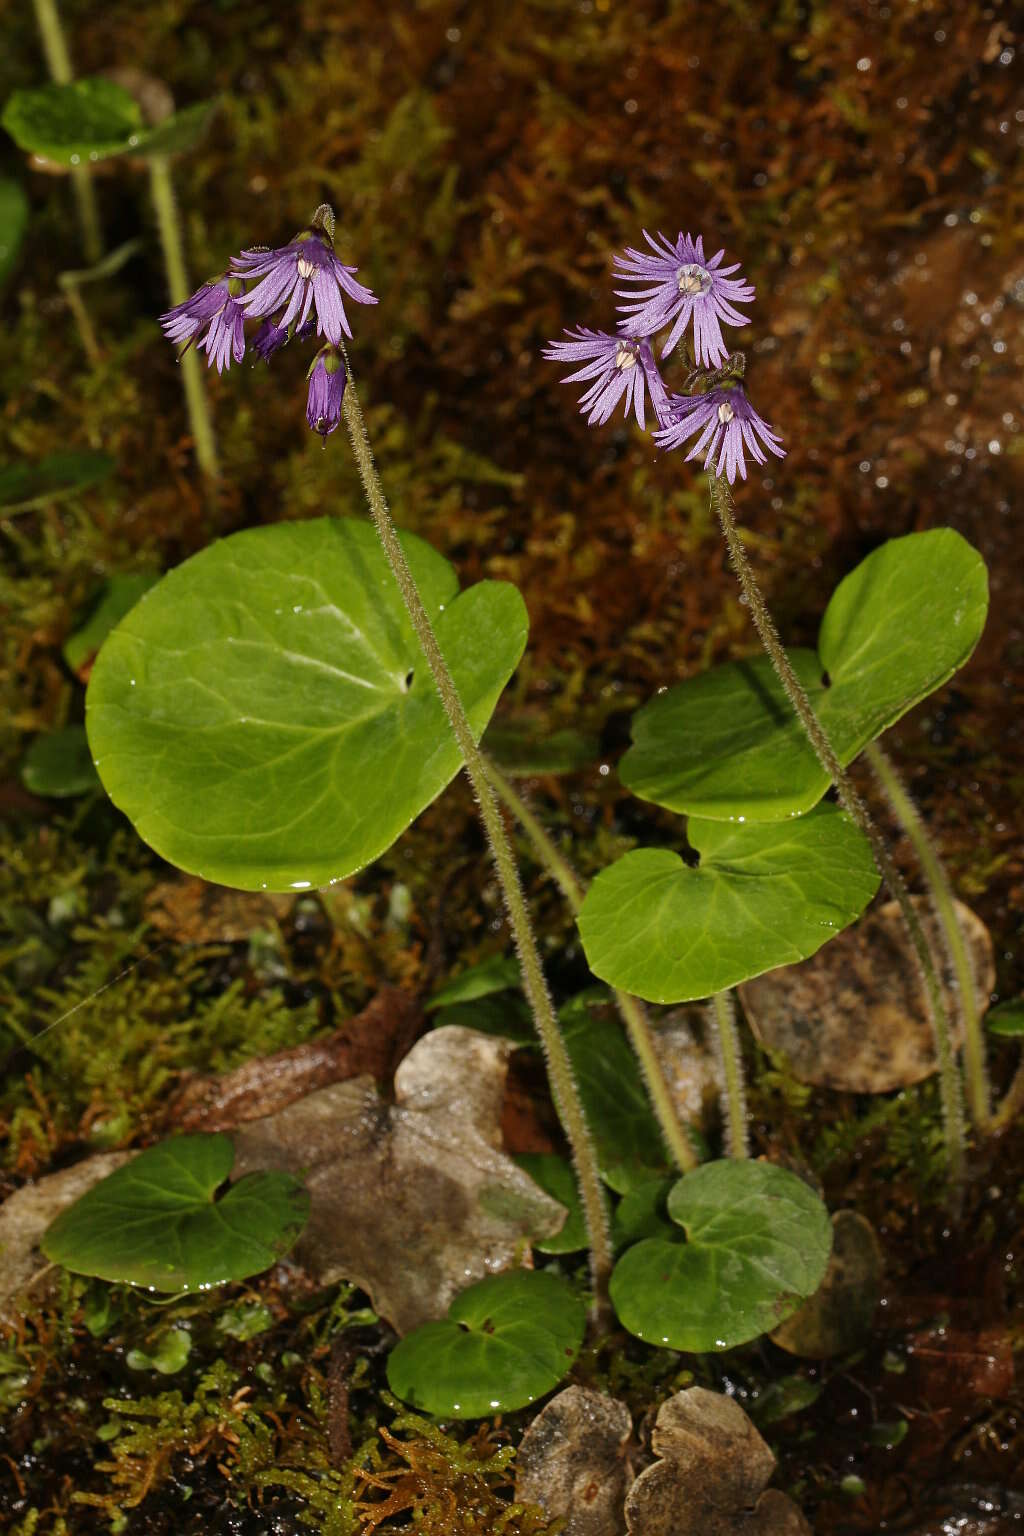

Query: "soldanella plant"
(67, 203), (1000, 1416)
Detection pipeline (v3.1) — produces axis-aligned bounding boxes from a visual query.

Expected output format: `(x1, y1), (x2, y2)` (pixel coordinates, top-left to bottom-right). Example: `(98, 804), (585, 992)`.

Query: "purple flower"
(252, 316), (318, 365)
(159, 277), (247, 373)
(543, 328), (671, 430)
(653, 386), (785, 484)
(232, 206), (376, 345)
(613, 232), (754, 367)
(306, 345), (346, 441)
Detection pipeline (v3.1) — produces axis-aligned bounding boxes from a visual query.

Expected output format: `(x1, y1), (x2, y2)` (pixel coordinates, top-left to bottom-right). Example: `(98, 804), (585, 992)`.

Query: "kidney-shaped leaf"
(41, 1133), (309, 1292)
(2, 80), (143, 164)
(86, 518), (528, 891)
(387, 1269), (586, 1418)
(610, 1160), (832, 1352)
(577, 804), (880, 1004)
(621, 530), (988, 821)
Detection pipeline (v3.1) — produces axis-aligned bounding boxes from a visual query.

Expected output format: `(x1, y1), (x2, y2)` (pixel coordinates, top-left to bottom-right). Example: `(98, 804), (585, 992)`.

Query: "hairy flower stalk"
(485, 758), (698, 1174)
(709, 990), (748, 1159)
(710, 475), (966, 1192)
(337, 355), (613, 1307)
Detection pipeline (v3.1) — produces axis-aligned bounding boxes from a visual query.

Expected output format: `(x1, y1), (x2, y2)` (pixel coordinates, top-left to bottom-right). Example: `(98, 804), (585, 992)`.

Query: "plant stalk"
(339, 376), (612, 1302)
(486, 759), (698, 1173)
(148, 156), (219, 478)
(31, 0), (103, 264)
(709, 990), (748, 1158)
(865, 739), (989, 1129)
(710, 476), (966, 1191)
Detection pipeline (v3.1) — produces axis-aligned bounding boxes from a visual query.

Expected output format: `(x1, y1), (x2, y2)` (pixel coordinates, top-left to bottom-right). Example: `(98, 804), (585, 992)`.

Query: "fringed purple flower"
(252, 316), (316, 365)
(654, 386), (785, 484)
(543, 328), (668, 430)
(306, 345), (346, 442)
(233, 204), (376, 346)
(613, 232), (754, 367)
(159, 277), (247, 373)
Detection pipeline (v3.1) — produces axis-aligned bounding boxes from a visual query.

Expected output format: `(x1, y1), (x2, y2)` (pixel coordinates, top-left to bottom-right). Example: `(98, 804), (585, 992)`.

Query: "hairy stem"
(710, 476), (965, 1191)
(31, 0), (103, 263)
(148, 156), (219, 478)
(486, 759), (698, 1173)
(709, 991), (748, 1158)
(340, 376), (612, 1303)
(865, 740), (989, 1129)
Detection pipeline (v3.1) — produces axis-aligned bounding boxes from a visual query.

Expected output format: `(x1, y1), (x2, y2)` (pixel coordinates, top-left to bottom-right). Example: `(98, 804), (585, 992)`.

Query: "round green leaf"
(0, 179), (28, 286)
(63, 571), (160, 673)
(561, 995), (668, 1190)
(610, 1160), (833, 1352)
(2, 80), (143, 164)
(21, 725), (99, 797)
(0, 451), (115, 514)
(612, 1177), (675, 1251)
(986, 999), (1024, 1038)
(86, 518), (528, 891)
(386, 1270), (585, 1418)
(514, 1154), (587, 1253)
(621, 530), (988, 821)
(41, 1133), (309, 1291)
(578, 804), (880, 1003)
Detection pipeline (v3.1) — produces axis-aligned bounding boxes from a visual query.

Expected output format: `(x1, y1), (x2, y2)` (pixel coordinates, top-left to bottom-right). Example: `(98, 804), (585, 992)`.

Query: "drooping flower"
(306, 345), (347, 441)
(613, 232), (754, 367)
(233, 204), (376, 345)
(159, 276), (247, 373)
(653, 385), (785, 484)
(543, 328), (672, 430)
(252, 316), (317, 364)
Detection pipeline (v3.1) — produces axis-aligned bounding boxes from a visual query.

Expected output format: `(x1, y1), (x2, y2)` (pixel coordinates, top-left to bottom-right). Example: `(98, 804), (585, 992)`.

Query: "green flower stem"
(339, 376), (612, 1304)
(710, 476), (966, 1191)
(485, 759), (698, 1174)
(709, 990), (748, 1158)
(31, 0), (103, 264)
(864, 739), (989, 1128)
(148, 155), (219, 479)
(990, 1057), (1024, 1134)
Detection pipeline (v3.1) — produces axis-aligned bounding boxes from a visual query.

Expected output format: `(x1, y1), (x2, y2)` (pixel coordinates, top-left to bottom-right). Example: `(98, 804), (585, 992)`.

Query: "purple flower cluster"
(159, 205), (374, 441)
(544, 230), (783, 484)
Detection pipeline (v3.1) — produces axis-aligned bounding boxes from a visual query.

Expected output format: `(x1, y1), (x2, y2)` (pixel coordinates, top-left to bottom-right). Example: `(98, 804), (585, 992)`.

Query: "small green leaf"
(561, 995), (668, 1191)
(126, 1327), (192, 1374)
(386, 1270), (585, 1418)
(0, 451), (115, 514)
(0, 179), (28, 285)
(612, 1177), (675, 1251)
(21, 725), (99, 797)
(751, 1374), (824, 1425)
(86, 518), (528, 891)
(2, 80), (143, 164)
(426, 954), (522, 1011)
(514, 1154), (587, 1253)
(63, 571), (160, 673)
(483, 720), (598, 776)
(41, 1134), (309, 1292)
(986, 999), (1024, 1037)
(610, 1160), (833, 1352)
(621, 530), (988, 821)
(578, 804), (880, 1003)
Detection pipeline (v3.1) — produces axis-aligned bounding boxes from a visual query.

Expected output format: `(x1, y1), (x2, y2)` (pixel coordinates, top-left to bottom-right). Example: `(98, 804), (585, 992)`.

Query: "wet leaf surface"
(386, 1269), (586, 1418)
(621, 531), (988, 822)
(41, 1133), (309, 1291)
(578, 806), (880, 1003)
(514, 1386), (633, 1536)
(611, 1160), (833, 1353)
(739, 898), (994, 1092)
(87, 518), (528, 891)
(1, 79), (143, 163)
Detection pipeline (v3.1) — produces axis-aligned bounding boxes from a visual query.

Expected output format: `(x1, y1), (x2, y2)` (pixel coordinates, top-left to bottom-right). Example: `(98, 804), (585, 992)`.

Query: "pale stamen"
(717, 401), (735, 425)
(678, 263), (712, 297)
(297, 256), (315, 280)
(614, 341), (638, 370)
